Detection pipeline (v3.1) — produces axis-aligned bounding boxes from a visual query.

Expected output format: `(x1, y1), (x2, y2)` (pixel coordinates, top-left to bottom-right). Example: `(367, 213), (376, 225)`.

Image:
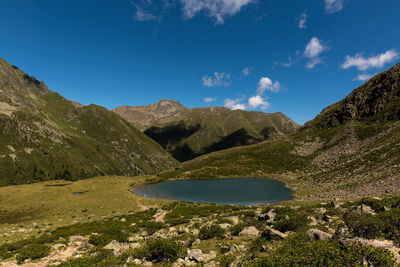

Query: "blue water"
(133, 178), (292, 206)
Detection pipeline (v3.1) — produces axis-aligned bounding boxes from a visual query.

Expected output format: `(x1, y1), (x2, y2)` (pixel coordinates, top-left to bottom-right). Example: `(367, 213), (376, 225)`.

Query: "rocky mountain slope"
(113, 99), (185, 131)
(306, 62), (400, 128)
(0, 58), (177, 186)
(161, 62), (400, 200)
(114, 100), (300, 161)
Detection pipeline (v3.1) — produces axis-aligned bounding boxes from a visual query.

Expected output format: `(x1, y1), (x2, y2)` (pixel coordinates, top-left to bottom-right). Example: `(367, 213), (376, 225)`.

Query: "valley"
(0, 60), (400, 266)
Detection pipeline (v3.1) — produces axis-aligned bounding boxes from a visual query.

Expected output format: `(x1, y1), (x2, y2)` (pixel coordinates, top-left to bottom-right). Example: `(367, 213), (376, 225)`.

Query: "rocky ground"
(1, 194), (400, 266)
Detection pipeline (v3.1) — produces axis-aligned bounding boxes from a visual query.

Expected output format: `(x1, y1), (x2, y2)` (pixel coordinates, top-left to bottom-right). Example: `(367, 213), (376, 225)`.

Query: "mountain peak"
(113, 99), (185, 130)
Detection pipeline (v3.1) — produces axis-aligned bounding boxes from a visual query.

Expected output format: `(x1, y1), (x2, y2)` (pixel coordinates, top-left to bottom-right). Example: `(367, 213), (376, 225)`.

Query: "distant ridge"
(113, 99), (185, 131)
(114, 100), (300, 161)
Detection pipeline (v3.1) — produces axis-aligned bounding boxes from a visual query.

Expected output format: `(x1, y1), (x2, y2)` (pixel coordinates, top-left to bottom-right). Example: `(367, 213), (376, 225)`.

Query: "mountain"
(0, 58), (178, 186)
(161, 62), (400, 200)
(306, 62), (400, 128)
(113, 99), (185, 131)
(113, 101), (300, 161)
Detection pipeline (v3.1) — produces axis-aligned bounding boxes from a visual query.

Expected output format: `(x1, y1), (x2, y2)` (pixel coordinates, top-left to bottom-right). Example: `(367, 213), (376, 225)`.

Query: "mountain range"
(1, 57), (399, 192)
(114, 100), (299, 161)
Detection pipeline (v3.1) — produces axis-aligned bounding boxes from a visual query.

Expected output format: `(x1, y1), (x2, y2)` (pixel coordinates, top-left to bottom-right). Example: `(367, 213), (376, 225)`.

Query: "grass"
(0, 175), (171, 245)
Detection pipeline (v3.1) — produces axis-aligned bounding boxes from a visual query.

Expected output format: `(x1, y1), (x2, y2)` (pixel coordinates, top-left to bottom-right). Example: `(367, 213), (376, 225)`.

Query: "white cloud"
(224, 98), (246, 110)
(324, 0), (344, 14)
(242, 66), (250, 76)
(257, 77), (281, 95)
(248, 95), (270, 109)
(304, 37), (327, 69)
(204, 97), (216, 103)
(354, 73), (373, 81)
(132, 1), (158, 21)
(179, 0), (253, 24)
(298, 12), (307, 29)
(306, 58), (322, 69)
(304, 37), (325, 58)
(342, 49), (399, 71)
(202, 72), (231, 87)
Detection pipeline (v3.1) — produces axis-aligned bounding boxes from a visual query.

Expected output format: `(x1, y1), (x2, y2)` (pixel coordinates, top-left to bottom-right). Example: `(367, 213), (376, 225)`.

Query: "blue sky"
(1, 0), (399, 124)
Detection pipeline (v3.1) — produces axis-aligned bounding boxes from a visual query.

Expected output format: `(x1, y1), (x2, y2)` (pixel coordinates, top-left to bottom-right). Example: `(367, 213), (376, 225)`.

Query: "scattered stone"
(357, 204), (376, 215)
(266, 209), (276, 222)
(120, 218), (126, 222)
(191, 239), (201, 247)
(128, 234), (144, 242)
(186, 249), (216, 263)
(177, 226), (189, 234)
(307, 228), (333, 240)
(204, 261), (217, 267)
(261, 226), (287, 240)
(219, 223), (231, 230)
(225, 216), (239, 225)
(308, 216), (318, 226)
(104, 240), (139, 255)
(239, 226), (260, 237)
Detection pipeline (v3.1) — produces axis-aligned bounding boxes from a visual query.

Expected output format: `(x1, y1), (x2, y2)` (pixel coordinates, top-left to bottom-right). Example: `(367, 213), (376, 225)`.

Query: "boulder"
(239, 226), (260, 237)
(104, 240), (139, 254)
(225, 216), (240, 225)
(261, 226), (287, 240)
(219, 223), (231, 230)
(307, 229), (333, 240)
(186, 249), (216, 263)
(266, 209), (276, 222)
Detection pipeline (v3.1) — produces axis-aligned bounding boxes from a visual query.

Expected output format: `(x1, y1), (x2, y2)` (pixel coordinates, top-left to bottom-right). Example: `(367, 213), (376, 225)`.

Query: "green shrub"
(199, 224), (226, 240)
(56, 249), (124, 266)
(16, 244), (50, 264)
(219, 253), (235, 267)
(274, 212), (309, 233)
(132, 239), (183, 263)
(230, 223), (246, 236)
(245, 237), (396, 267)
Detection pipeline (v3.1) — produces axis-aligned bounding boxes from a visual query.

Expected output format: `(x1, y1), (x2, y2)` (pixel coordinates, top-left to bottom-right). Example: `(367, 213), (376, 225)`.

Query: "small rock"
(120, 218), (127, 222)
(261, 226), (287, 240)
(191, 239), (201, 246)
(219, 223), (231, 230)
(142, 261), (153, 266)
(308, 216), (318, 226)
(186, 249), (216, 263)
(307, 228), (333, 240)
(266, 209), (276, 222)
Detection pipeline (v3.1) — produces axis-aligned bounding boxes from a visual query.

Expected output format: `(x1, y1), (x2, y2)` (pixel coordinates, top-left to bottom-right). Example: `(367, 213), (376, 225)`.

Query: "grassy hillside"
(0, 58), (178, 186)
(161, 63), (400, 200)
(115, 101), (300, 161)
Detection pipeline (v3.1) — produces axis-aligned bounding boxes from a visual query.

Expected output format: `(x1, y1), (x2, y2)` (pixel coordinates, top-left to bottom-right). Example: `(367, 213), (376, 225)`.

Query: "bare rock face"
(113, 99), (185, 130)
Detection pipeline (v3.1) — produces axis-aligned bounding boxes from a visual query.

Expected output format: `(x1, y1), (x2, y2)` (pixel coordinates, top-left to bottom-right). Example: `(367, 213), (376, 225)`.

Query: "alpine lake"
(133, 177), (293, 206)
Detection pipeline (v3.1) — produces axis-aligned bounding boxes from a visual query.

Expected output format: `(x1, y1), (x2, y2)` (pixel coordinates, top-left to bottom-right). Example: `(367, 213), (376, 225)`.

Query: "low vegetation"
(1, 180), (400, 265)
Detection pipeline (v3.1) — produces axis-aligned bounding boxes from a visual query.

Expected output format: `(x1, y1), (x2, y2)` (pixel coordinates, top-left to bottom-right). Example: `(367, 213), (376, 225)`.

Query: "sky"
(1, 0), (399, 125)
